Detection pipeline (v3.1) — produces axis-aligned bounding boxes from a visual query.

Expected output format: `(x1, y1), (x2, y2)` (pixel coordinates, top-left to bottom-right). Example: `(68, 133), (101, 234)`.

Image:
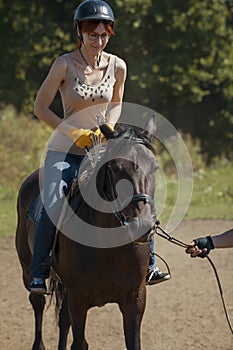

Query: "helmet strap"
(77, 23), (83, 43)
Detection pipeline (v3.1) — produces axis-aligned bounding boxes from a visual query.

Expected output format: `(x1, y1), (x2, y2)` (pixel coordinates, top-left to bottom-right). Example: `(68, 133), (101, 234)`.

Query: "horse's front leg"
(68, 291), (89, 350)
(119, 285), (146, 350)
(58, 293), (71, 350)
(29, 292), (46, 350)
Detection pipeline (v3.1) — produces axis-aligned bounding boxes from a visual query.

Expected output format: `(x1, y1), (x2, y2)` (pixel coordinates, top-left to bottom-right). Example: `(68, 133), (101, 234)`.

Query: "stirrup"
(29, 278), (47, 294)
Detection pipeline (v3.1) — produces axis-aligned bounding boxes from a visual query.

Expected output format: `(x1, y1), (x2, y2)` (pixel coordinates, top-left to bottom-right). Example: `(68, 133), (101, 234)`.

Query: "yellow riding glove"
(67, 127), (94, 149)
(94, 128), (105, 142)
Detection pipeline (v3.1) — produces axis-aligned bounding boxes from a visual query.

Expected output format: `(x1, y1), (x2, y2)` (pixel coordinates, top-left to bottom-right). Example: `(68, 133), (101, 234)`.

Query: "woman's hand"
(67, 124), (115, 149)
(67, 127), (94, 148)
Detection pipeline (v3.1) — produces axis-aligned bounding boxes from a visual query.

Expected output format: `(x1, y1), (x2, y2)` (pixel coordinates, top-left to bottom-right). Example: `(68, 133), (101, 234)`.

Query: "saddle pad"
(27, 189), (82, 224)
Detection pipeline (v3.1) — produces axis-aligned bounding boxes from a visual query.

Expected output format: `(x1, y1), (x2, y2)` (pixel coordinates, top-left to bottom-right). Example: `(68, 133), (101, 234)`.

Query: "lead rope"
(155, 221), (233, 335)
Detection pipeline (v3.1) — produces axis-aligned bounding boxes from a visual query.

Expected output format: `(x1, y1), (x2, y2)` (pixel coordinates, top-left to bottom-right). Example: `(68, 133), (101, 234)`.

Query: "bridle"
(101, 139), (156, 227)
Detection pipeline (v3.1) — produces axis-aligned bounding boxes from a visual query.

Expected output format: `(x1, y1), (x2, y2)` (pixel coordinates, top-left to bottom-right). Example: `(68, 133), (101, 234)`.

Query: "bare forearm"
(211, 229), (233, 249)
(106, 102), (122, 126)
(34, 105), (63, 130)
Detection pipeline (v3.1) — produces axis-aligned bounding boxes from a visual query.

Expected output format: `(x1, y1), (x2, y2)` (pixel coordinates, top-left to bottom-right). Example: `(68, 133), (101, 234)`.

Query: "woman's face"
(80, 22), (110, 54)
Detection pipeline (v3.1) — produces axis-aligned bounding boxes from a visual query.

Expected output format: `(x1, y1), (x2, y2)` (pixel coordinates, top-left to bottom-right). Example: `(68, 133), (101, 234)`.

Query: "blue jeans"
(149, 237), (155, 271)
(30, 151), (84, 279)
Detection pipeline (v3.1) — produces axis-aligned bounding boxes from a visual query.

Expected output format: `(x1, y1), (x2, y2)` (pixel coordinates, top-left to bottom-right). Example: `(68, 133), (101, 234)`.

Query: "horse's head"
(98, 114), (158, 241)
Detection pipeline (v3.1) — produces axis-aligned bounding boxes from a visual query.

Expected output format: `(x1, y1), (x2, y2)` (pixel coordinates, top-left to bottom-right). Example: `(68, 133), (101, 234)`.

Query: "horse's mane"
(112, 123), (156, 155)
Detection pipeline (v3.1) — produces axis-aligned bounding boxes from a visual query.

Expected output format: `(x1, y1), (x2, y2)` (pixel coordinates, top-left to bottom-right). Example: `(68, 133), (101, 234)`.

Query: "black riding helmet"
(74, 0), (115, 27)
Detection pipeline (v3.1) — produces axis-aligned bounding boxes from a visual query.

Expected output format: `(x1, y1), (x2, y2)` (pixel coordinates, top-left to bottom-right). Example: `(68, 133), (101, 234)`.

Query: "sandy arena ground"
(1, 219), (233, 350)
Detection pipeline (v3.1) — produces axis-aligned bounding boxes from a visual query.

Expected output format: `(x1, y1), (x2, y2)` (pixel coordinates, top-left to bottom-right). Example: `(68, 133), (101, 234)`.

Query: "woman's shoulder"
(54, 53), (71, 66)
(105, 52), (127, 72)
(115, 55), (127, 70)
(46, 53), (74, 83)
(54, 51), (80, 67)
(49, 54), (70, 73)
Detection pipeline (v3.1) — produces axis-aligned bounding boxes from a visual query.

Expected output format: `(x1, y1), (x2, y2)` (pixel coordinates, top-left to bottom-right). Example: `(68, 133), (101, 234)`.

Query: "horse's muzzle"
(127, 216), (154, 241)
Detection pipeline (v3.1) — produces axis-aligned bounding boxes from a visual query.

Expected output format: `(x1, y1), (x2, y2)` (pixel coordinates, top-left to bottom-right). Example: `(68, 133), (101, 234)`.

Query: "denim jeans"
(149, 236), (155, 271)
(30, 151), (84, 279)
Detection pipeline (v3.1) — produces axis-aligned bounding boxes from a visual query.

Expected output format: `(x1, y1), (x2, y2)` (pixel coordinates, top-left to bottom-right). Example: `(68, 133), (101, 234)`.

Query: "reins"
(154, 221), (233, 335)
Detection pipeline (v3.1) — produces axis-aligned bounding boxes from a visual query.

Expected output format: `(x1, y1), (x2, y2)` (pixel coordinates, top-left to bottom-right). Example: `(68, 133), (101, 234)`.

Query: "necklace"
(79, 49), (101, 72)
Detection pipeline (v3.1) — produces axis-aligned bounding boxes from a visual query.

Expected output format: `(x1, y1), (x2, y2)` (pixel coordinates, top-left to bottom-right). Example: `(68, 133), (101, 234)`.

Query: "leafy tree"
(112, 0), (233, 159)
(0, 0), (75, 112)
(0, 0), (232, 160)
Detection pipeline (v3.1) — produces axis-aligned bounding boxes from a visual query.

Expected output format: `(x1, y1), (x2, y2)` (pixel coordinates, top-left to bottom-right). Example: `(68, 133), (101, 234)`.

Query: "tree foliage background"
(0, 0), (232, 160)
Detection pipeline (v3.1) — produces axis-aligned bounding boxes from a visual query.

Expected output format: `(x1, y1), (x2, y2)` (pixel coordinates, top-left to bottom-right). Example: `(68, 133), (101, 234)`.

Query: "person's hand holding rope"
(186, 236), (215, 258)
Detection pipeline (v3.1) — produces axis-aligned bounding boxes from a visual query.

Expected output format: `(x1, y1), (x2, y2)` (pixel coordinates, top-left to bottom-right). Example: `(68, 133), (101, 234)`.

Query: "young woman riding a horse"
(27, 0), (169, 294)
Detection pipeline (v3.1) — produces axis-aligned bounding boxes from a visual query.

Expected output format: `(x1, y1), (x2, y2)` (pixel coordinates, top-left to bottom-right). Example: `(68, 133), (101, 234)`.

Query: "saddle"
(27, 174), (85, 224)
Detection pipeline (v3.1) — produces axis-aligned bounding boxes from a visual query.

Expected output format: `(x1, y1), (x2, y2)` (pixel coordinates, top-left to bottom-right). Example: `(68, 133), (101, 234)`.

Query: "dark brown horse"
(15, 115), (158, 350)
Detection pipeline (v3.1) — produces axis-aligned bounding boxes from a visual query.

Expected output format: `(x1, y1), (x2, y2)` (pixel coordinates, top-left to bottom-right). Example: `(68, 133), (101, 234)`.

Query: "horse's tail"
(47, 277), (66, 321)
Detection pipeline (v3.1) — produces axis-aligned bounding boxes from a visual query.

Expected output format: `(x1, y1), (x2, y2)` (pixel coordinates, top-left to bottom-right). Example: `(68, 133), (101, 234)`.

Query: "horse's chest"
(56, 238), (150, 305)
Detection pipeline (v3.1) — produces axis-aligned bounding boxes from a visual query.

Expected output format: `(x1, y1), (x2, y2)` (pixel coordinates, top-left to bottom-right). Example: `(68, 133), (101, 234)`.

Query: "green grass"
(156, 165), (233, 223)
(0, 105), (232, 238)
(0, 105), (51, 237)
(154, 133), (233, 223)
(187, 166), (233, 219)
(0, 196), (17, 237)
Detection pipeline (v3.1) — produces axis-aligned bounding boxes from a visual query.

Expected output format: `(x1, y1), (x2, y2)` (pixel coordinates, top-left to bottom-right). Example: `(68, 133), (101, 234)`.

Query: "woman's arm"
(34, 56), (67, 130)
(106, 56), (127, 126)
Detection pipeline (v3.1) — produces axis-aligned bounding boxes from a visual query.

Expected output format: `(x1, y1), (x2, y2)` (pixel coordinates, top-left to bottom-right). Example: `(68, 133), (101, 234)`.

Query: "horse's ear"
(144, 113), (157, 136)
(100, 124), (115, 140)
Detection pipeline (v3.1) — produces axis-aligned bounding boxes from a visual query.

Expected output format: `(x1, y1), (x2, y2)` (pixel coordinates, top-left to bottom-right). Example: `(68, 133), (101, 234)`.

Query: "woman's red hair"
(76, 20), (115, 48)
